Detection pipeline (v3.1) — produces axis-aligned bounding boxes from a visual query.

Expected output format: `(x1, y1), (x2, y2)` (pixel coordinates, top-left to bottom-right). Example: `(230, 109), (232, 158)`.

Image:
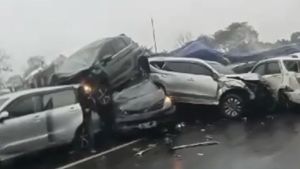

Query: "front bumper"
(285, 90), (300, 104)
(114, 105), (176, 133)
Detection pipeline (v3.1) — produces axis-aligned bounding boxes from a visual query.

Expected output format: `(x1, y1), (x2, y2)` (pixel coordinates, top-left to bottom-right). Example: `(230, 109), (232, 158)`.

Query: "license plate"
(138, 121), (157, 129)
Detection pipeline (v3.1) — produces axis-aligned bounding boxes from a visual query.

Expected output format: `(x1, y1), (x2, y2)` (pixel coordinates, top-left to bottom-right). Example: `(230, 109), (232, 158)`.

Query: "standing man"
(76, 83), (97, 154)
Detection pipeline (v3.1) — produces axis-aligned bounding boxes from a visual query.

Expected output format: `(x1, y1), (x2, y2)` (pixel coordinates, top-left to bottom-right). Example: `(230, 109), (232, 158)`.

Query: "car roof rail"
(291, 55), (299, 58)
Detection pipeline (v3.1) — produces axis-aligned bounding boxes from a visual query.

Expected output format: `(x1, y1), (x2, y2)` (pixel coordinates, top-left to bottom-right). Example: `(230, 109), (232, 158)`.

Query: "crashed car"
(250, 55), (300, 108)
(0, 85), (101, 162)
(112, 78), (175, 133)
(52, 35), (146, 90)
(52, 35), (176, 133)
(149, 56), (263, 118)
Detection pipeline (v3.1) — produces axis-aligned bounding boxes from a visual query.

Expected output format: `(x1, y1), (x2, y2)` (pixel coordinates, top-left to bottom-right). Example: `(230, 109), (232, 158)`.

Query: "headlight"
(83, 84), (92, 94)
(164, 96), (172, 104)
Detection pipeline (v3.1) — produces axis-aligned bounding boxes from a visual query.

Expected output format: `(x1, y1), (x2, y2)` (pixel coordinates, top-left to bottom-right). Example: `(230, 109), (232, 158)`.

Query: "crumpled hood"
(225, 73), (261, 81)
(113, 79), (165, 112)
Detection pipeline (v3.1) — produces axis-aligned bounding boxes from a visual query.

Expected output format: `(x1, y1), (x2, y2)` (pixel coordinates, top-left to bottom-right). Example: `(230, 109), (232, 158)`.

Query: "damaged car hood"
(225, 73), (261, 81)
(113, 79), (165, 112)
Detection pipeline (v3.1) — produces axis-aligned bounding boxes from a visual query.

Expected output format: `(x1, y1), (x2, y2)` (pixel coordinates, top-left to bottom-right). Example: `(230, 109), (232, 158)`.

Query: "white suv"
(250, 55), (300, 107)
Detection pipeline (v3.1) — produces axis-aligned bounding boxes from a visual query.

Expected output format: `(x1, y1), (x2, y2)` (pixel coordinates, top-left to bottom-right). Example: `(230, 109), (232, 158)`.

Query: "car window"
(265, 62), (281, 75)
(252, 63), (266, 75)
(43, 89), (76, 110)
(163, 62), (190, 74)
(150, 61), (165, 69)
(188, 63), (213, 76)
(284, 60), (299, 72)
(6, 95), (41, 117)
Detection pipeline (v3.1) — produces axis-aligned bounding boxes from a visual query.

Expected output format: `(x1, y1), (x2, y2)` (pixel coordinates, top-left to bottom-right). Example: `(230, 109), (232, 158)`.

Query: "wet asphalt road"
(7, 104), (300, 169)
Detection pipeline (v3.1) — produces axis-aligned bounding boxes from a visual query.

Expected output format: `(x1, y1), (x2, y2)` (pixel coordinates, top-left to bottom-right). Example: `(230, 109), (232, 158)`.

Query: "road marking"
(57, 139), (142, 169)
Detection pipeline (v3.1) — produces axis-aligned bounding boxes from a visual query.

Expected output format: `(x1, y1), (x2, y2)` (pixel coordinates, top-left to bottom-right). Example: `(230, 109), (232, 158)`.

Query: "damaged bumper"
(285, 90), (300, 104)
(114, 105), (176, 133)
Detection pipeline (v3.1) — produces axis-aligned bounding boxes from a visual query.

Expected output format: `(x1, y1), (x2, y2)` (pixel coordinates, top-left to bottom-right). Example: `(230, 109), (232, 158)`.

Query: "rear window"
(284, 60), (300, 72)
(43, 89), (77, 110)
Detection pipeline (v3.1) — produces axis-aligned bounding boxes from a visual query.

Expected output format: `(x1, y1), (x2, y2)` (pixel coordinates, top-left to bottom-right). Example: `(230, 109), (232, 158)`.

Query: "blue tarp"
(227, 44), (300, 63)
(171, 41), (230, 65)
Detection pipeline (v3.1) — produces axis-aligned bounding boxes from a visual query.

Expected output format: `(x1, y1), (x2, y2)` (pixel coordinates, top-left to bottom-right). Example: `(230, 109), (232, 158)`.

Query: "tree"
(24, 56), (45, 77)
(0, 49), (11, 73)
(214, 22), (259, 52)
(291, 32), (300, 43)
(176, 32), (193, 47)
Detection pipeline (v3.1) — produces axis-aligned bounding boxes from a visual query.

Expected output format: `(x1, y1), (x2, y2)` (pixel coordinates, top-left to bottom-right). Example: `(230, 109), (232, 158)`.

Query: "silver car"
(149, 57), (257, 118)
(0, 86), (100, 162)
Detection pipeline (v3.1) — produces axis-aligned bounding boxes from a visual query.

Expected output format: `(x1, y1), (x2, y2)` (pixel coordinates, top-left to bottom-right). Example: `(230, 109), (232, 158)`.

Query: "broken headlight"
(163, 96), (172, 108)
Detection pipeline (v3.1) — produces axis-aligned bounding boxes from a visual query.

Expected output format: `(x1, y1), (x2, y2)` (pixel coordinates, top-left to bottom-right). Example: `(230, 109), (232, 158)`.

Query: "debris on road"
(201, 129), (206, 132)
(135, 144), (157, 157)
(197, 153), (204, 156)
(205, 135), (213, 141)
(266, 115), (274, 120)
(242, 117), (248, 122)
(171, 141), (220, 151)
(174, 122), (186, 133)
(132, 147), (141, 152)
(260, 122), (265, 126)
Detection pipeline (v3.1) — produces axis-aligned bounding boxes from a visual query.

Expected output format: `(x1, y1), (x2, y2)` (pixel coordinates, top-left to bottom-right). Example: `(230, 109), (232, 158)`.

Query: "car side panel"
(49, 103), (83, 144)
(0, 112), (48, 160)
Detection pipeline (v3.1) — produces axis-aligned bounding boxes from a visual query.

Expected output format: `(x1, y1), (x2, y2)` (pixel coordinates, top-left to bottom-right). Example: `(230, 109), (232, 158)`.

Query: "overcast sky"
(0, 0), (300, 75)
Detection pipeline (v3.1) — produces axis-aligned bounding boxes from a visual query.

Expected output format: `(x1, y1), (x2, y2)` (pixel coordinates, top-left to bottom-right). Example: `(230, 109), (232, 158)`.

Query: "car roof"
(0, 85), (77, 104)
(260, 55), (300, 62)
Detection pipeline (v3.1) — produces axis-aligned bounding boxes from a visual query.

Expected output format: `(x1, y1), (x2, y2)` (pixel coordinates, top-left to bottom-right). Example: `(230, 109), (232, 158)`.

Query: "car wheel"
(220, 93), (246, 119)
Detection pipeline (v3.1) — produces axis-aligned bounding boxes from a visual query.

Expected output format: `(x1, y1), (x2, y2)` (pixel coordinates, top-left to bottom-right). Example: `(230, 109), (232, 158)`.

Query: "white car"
(149, 57), (260, 118)
(250, 55), (300, 107)
(0, 86), (101, 162)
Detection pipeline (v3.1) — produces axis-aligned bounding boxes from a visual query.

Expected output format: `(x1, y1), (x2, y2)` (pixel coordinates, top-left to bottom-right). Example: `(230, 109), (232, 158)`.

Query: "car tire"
(220, 93), (246, 119)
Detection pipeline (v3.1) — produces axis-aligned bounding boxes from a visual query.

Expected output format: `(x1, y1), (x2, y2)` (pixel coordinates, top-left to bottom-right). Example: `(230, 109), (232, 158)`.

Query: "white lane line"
(57, 139), (142, 169)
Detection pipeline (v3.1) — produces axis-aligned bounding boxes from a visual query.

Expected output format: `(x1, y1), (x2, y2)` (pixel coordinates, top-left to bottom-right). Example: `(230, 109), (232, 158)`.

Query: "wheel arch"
(220, 87), (251, 102)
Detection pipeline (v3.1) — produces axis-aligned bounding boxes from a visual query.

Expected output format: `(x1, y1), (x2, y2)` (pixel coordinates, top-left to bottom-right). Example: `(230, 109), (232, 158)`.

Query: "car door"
(42, 89), (82, 144)
(0, 94), (48, 157)
(252, 61), (283, 93)
(186, 62), (219, 104)
(157, 61), (201, 101)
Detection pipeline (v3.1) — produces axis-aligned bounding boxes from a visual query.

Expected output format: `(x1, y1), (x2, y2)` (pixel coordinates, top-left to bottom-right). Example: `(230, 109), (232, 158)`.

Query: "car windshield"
(207, 62), (234, 75)
(0, 98), (8, 108)
(283, 60), (300, 72)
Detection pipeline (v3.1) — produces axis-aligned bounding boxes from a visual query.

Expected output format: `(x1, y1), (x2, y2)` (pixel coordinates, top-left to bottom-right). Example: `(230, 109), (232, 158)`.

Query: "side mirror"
(212, 73), (219, 81)
(0, 111), (9, 121)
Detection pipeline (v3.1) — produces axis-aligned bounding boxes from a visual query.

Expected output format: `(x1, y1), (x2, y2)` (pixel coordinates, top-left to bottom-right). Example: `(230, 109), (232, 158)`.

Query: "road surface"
(7, 105), (300, 169)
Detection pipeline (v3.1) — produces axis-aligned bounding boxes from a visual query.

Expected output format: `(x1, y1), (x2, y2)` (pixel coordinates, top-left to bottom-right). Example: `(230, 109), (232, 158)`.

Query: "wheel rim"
(223, 97), (243, 117)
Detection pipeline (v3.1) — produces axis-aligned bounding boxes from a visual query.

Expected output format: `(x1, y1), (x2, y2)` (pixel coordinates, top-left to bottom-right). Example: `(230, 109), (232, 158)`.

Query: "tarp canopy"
(171, 40), (230, 65)
(227, 44), (300, 63)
